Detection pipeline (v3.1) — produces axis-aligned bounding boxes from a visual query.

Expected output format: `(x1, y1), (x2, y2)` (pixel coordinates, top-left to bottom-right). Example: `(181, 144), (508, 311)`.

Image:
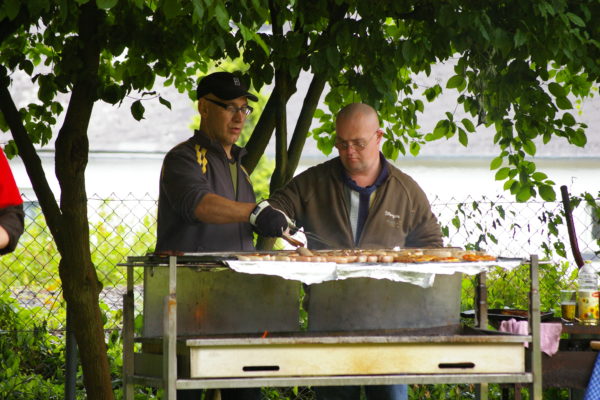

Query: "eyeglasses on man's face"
(334, 129), (380, 151)
(205, 98), (253, 116)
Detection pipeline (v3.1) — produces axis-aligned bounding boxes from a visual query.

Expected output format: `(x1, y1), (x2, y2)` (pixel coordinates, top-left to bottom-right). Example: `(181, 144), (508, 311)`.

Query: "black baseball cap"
(196, 72), (258, 102)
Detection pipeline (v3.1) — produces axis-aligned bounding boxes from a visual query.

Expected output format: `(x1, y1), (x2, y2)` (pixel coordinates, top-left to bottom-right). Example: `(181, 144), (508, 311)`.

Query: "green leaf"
(570, 129), (587, 147)
(252, 32), (270, 56)
(0, 111), (8, 132)
(490, 156), (503, 170)
(451, 216), (460, 229)
(159, 96), (172, 110)
(556, 96), (573, 110)
(214, 2), (230, 31)
(503, 179), (516, 191)
(423, 86), (440, 102)
(402, 40), (415, 62)
(131, 100), (145, 121)
(522, 139), (536, 156)
(548, 82), (565, 98)
(562, 112), (576, 126)
(495, 167), (510, 180)
(516, 185), (532, 202)
(461, 118), (475, 133)
(566, 12), (586, 27)
(316, 136), (333, 156)
(409, 141), (420, 156)
(382, 140), (399, 161)
(19, 60), (34, 75)
(96, 0), (118, 10)
(162, 0), (179, 19)
(446, 75), (465, 90)
(101, 85), (121, 105)
(192, 0), (204, 19)
(432, 120), (449, 139)
(458, 127), (468, 146)
(539, 185), (556, 201)
(237, 23), (253, 42)
(532, 172), (548, 181)
(514, 29), (527, 47)
(326, 46), (340, 68)
(4, 0), (21, 20)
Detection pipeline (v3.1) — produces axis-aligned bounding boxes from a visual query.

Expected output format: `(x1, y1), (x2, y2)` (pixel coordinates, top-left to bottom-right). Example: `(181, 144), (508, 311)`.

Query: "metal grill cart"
(120, 253), (543, 400)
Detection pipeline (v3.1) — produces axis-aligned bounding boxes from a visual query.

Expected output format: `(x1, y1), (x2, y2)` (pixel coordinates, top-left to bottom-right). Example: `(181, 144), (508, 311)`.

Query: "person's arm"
(193, 193), (255, 224)
(0, 148), (24, 254)
(0, 225), (9, 249)
(0, 204), (25, 255)
(404, 193), (443, 248)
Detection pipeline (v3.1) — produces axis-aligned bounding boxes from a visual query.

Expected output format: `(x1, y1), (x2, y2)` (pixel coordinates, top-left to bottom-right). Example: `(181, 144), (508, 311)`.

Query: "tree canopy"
(1, 0), (600, 397)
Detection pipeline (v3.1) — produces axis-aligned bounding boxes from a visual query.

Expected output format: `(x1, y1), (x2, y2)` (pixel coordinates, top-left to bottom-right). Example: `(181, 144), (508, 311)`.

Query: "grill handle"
(560, 185), (585, 269)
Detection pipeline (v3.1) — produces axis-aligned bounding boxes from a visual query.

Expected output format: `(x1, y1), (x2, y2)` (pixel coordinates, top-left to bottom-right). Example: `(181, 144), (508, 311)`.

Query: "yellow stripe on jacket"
(195, 145), (208, 174)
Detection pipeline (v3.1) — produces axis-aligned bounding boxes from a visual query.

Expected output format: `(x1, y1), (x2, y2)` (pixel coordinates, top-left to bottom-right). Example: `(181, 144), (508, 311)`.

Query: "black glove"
(249, 200), (291, 237)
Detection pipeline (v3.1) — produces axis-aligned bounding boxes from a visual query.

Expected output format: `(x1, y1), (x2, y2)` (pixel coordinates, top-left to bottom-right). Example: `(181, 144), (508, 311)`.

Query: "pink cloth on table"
(499, 318), (562, 356)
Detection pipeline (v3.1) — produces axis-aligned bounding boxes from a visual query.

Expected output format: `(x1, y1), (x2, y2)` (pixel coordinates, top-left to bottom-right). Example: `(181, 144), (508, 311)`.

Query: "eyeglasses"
(334, 129), (380, 151)
(205, 98), (253, 116)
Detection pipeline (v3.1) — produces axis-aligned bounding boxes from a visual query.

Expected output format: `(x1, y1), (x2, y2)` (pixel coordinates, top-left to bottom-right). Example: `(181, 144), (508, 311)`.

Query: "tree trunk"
(0, 3), (115, 399)
(55, 4), (115, 399)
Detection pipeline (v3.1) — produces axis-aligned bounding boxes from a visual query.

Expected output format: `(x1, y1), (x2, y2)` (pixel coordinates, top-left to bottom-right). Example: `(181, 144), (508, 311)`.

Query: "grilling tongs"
(560, 185), (585, 269)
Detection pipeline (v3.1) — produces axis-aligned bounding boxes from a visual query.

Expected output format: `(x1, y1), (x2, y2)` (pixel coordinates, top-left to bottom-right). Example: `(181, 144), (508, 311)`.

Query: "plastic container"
(577, 262), (599, 324)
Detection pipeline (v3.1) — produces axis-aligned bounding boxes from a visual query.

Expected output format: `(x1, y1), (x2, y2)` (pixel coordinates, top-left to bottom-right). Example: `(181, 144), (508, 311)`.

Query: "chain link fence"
(1, 192), (599, 333)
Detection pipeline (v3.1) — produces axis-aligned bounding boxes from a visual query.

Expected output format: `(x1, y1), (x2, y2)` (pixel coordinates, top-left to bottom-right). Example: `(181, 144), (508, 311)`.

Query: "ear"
(198, 98), (208, 117)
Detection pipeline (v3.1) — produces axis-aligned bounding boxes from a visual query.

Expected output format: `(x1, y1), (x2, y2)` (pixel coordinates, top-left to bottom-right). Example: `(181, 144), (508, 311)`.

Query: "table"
(120, 254), (543, 400)
(542, 320), (600, 398)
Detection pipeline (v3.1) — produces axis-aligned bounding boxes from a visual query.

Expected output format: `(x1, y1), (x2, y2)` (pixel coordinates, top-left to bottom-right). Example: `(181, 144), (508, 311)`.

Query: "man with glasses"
(267, 103), (443, 400)
(156, 71), (290, 400)
(157, 71), (288, 254)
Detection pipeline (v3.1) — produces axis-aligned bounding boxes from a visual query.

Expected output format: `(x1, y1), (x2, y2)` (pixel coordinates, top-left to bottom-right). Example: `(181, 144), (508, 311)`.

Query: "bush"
(0, 294), (65, 399)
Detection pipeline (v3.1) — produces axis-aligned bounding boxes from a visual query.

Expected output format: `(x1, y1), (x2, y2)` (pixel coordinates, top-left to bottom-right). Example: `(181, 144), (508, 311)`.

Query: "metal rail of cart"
(120, 254), (543, 400)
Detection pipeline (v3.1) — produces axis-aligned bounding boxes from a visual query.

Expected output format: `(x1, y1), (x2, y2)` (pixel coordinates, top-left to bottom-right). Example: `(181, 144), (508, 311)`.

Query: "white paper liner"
(224, 259), (524, 288)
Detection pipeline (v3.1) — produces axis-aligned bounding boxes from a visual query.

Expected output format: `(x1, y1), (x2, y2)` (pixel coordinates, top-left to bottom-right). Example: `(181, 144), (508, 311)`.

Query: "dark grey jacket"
(156, 130), (256, 252)
(269, 157), (442, 250)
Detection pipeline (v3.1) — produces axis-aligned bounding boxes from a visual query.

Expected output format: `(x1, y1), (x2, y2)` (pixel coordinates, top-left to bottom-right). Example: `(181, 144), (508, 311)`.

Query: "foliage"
(0, 293), (161, 399)
(0, 294), (65, 399)
(2, 3), (600, 395)
(296, 1), (600, 202)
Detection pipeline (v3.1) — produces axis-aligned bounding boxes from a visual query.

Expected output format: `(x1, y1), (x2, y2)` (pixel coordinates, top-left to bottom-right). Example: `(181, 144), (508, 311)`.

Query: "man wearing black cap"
(157, 71), (290, 254)
(156, 71), (291, 400)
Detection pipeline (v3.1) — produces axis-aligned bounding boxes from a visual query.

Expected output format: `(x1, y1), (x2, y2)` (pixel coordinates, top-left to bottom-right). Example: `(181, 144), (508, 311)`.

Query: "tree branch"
(284, 1), (348, 182)
(285, 73), (327, 182)
(270, 69), (289, 193)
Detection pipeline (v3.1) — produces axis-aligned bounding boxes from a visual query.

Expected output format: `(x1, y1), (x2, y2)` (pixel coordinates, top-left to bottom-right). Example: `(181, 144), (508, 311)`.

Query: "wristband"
(249, 200), (270, 226)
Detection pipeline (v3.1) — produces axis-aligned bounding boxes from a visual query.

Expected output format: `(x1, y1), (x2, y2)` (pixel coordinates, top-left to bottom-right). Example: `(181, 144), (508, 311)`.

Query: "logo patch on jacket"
(384, 210), (402, 229)
(195, 145), (208, 174)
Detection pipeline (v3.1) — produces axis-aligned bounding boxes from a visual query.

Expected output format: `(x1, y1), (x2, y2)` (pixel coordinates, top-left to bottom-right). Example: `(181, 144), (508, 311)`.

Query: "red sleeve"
(0, 147), (23, 208)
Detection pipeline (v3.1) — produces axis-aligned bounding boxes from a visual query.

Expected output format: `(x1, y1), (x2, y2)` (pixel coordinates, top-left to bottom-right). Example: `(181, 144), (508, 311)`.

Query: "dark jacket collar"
(340, 152), (389, 193)
(193, 129), (247, 161)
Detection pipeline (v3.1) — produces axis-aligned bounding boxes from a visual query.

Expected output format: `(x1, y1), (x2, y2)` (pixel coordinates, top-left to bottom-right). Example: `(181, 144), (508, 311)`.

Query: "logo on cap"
(233, 77), (240, 86)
